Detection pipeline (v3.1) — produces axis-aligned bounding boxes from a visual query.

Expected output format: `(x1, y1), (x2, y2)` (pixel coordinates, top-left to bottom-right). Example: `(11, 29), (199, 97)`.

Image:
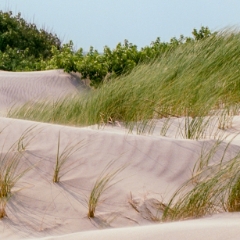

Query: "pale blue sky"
(1, 1), (240, 51)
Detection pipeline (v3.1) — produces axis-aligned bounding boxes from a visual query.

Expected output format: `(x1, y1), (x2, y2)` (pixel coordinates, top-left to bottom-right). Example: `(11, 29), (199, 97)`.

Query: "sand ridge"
(0, 70), (87, 115)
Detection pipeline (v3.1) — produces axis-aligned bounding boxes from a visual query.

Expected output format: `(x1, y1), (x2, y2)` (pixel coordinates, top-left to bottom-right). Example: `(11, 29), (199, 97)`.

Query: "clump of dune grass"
(0, 127), (37, 218)
(53, 132), (84, 183)
(159, 118), (172, 136)
(0, 144), (32, 218)
(179, 115), (210, 140)
(191, 136), (233, 183)
(8, 28), (240, 139)
(162, 138), (240, 221)
(88, 160), (126, 218)
(217, 104), (240, 130)
(17, 125), (39, 152)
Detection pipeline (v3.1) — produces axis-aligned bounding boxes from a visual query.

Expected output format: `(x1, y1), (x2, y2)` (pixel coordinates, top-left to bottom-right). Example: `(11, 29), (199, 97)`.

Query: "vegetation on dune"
(39, 26), (213, 87)
(0, 149), (29, 218)
(0, 11), (212, 86)
(88, 160), (126, 218)
(0, 11), (61, 71)
(162, 138), (240, 221)
(9, 28), (240, 139)
(53, 132), (84, 183)
(0, 127), (35, 219)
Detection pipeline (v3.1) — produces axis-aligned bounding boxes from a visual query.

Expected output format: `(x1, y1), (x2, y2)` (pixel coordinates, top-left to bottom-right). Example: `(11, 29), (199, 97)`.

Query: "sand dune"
(0, 70), (240, 239)
(0, 70), (87, 115)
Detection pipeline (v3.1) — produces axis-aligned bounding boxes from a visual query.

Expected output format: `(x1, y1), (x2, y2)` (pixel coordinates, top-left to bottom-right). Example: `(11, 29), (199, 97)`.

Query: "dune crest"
(0, 70), (87, 115)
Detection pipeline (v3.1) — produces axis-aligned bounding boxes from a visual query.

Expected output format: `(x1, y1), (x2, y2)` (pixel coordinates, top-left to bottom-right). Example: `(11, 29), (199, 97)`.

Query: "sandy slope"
(0, 70), (240, 239)
(0, 70), (87, 115)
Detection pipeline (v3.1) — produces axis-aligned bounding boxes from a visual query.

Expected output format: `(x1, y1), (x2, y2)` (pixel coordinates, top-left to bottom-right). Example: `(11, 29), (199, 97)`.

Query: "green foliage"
(140, 37), (169, 60)
(76, 46), (108, 87)
(192, 26), (213, 40)
(105, 40), (139, 75)
(60, 27), (214, 87)
(0, 10), (214, 86)
(0, 46), (41, 71)
(40, 41), (81, 72)
(0, 11), (61, 71)
(0, 11), (61, 57)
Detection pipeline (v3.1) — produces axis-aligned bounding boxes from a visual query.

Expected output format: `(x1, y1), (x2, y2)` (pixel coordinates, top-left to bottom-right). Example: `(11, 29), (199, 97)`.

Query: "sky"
(1, 0), (240, 52)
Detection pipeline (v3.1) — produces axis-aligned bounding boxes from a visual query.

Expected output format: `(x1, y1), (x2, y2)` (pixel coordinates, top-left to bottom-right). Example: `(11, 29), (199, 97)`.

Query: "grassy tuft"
(88, 160), (126, 218)
(0, 146), (31, 218)
(53, 132), (84, 183)
(162, 138), (240, 221)
(17, 125), (38, 152)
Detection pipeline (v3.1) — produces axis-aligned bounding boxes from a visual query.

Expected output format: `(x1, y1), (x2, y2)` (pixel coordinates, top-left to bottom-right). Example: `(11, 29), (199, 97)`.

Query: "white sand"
(0, 70), (239, 239)
(0, 69), (87, 116)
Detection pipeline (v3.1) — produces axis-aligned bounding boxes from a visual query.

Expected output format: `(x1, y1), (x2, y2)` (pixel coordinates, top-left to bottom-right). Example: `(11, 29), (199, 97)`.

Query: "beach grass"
(17, 125), (38, 152)
(88, 160), (126, 218)
(0, 142), (32, 218)
(8, 29), (240, 139)
(162, 138), (240, 221)
(53, 132), (84, 183)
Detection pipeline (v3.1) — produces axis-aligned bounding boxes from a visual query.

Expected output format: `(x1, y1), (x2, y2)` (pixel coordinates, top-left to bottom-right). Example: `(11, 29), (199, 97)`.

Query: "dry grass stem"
(53, 132), (84, 183)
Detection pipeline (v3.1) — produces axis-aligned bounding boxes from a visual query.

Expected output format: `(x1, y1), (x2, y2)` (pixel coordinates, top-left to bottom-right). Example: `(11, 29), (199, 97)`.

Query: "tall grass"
(162, 138), (240, 221)
(8, 29), (240, 139)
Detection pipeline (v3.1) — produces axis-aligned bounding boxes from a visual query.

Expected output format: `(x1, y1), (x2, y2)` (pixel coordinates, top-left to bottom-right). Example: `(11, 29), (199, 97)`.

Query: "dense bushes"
(0, 11), (214, 86)
(0, 11), (61, 57)
(0, 11), (61, 71)
(42, 26), (213, 87)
